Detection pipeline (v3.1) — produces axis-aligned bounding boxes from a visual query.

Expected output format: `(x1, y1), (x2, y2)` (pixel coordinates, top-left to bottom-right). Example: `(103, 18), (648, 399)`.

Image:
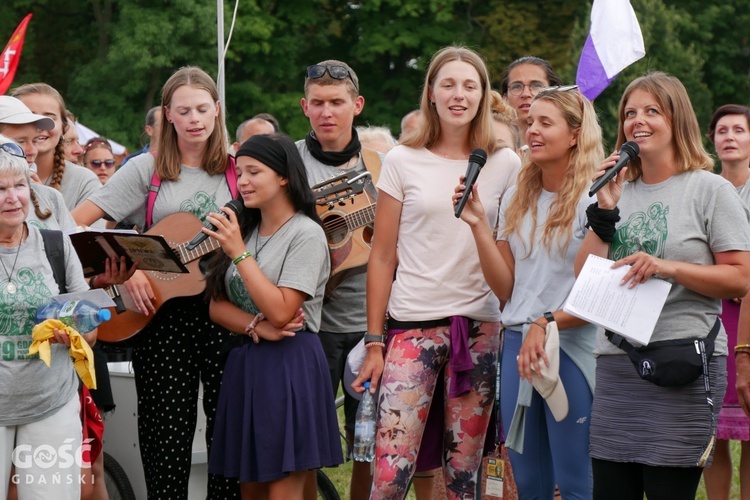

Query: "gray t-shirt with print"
(0, 225), (89, 425)
(296, 139), (370, 333)
(45, 161), (101, 211)
(88, 153), (234, 229)
(595, 169), (750, 356)
(27, 183), (77, 231)
(223, 213), (330, 333)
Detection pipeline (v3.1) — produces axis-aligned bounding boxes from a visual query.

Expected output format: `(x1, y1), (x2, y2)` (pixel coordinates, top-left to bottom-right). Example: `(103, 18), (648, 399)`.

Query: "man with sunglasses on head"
(298, 60), (378, 500)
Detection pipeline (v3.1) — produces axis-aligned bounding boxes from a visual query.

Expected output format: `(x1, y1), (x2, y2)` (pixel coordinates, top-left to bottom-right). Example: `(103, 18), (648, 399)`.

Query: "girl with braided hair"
(11, 84), (100, 211)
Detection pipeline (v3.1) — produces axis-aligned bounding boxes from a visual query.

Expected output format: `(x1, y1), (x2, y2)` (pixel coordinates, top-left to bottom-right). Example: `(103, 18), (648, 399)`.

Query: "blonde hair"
(356, 125), (395, 153)
(502, 88), (603, 256)
(490, 91), (522, 151)
(401, 46), (498, 154)
(156, 67), (229, 181)
(11, 83), (68, 190)
(616, 71), (713, 180)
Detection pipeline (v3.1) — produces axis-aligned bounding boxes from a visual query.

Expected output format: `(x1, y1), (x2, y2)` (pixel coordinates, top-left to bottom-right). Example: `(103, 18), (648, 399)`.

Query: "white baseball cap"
(530, 320), (569, 422)
(0, 96), (55, 130)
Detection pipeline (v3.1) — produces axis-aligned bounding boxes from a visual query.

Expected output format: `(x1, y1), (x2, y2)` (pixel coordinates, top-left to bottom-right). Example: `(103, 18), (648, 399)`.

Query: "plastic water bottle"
(353, 381), (377, 462)
(36, 300), (112, 333)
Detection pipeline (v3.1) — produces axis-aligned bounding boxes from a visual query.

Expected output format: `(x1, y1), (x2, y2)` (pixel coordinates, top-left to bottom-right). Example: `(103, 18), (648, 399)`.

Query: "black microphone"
(186, 199), (244, 250)
(454, 148), (488, 218)
(588, 141), (640, 197)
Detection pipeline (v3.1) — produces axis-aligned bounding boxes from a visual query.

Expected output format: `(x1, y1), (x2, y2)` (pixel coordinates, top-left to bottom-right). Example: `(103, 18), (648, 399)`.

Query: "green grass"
(695, 440), (742, 500)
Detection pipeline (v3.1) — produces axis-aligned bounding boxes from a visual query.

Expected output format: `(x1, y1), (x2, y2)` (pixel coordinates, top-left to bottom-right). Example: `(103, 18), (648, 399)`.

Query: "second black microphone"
(454, 148), (488, 218)
(186, 199), (245, 250)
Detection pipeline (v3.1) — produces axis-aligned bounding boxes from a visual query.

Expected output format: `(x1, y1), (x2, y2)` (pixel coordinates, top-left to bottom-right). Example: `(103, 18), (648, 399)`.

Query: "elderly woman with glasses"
(83, 137), (116, 185)
(0, 139), (93, 500)
(456, 84), (602, 499)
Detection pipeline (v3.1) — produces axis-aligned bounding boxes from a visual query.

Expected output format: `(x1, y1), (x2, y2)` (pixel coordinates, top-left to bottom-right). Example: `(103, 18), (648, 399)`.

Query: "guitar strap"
(360, 148), (382, 188)
(145, 155), (238, 230)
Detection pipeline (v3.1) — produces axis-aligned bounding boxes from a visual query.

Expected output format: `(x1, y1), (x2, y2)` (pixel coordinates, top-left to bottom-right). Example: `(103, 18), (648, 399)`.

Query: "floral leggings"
(370, 321), (501, 500)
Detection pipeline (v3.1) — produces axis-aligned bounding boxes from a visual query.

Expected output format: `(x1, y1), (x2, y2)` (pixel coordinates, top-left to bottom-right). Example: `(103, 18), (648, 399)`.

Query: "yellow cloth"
(29, 319), (97, 389)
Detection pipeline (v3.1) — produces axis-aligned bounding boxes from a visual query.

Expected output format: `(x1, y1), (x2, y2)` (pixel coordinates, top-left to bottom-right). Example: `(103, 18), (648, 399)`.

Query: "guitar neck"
(345, 203), (376, 231)
(173, 237), (222, 264)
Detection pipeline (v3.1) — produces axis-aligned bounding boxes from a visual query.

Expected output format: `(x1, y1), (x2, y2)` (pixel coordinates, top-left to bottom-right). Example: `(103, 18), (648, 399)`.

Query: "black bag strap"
(40, 229), (67, 294)
(606, 317), (720, 354)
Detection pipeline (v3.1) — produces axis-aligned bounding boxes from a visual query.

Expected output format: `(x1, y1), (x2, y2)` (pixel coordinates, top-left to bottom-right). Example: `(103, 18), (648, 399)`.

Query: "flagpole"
(217, 0), (226, 125)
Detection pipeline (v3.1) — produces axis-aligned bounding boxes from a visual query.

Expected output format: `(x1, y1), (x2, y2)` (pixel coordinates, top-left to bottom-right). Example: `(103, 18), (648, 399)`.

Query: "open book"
(563, 254), (672, 346)
(66, 226), (189, 277)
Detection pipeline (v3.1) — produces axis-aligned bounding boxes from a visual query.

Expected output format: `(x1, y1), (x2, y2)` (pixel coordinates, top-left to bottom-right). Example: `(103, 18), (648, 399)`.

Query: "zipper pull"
(694, 340), (701, 355)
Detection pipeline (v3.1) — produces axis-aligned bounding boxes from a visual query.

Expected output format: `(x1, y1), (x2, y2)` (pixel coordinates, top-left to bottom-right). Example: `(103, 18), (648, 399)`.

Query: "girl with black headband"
(203, 133), (342, 497)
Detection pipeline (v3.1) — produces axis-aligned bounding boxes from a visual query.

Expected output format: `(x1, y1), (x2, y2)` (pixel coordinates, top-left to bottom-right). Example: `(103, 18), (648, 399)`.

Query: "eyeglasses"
(88, 159), (115, 168)
(306, 64), (359, 92)
(508, 81), (546, 96)
(0, 142), (26, 159)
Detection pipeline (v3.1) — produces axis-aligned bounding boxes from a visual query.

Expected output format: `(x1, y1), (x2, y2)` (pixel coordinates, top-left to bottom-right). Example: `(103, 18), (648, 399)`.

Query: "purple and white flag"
(576, 0), (645, 101)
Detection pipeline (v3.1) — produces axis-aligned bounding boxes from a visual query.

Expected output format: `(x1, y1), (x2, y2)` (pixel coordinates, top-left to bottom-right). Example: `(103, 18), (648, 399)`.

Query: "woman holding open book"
(455, 85), (602, 499)
(575, 71), (750, 500)
(71, 67), (240, 498)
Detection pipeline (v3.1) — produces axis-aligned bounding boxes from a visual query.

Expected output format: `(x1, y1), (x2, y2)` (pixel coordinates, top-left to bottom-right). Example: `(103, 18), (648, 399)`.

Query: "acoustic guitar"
(313, 170), (377, 294)
(97, 212), (220, 342)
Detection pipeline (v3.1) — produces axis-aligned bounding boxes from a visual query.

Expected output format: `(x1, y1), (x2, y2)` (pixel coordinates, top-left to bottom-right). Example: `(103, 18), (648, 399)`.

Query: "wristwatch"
(544, 311), (555, 324)
(364, 333), (385, 345)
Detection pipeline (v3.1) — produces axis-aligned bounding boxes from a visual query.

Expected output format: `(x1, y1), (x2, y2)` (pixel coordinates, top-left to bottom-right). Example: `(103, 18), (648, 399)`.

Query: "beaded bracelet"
(88, 275), (98, 289)
(365, 341), (386, 349)
(233, 252), (253, 266)
(244, 312), (265, 344)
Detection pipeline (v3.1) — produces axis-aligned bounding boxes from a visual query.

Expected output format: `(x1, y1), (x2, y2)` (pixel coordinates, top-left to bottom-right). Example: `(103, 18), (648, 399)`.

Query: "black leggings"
(132, 295), (240, 499)
(592, 458), (703, 500)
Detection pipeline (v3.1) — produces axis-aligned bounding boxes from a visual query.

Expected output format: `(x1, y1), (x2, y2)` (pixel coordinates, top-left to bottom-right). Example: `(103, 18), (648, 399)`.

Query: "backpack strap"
(145, 169), (162, 231)
(40, 229), (67, 294)
(146, 155), (238, 230)
(225, 155), (238, 198)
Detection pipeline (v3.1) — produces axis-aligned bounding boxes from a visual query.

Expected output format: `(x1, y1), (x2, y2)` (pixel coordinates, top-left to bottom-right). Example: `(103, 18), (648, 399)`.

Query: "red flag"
(0, 14), (33, 95)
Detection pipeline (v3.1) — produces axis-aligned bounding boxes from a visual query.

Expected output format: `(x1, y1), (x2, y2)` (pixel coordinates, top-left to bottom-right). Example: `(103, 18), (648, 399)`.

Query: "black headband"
(235, 134), (287, 176)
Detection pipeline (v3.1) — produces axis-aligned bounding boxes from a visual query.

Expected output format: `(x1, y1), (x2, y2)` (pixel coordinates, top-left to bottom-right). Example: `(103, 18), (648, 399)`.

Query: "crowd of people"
(0, 42), (749, 500)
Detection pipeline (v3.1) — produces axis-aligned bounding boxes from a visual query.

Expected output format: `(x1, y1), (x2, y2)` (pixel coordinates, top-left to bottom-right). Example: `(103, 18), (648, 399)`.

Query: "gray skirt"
(590, 354), (726, 467)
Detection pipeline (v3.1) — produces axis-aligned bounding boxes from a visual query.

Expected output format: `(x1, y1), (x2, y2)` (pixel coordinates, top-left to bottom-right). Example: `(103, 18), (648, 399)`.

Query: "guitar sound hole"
(324, 214), (348, 244)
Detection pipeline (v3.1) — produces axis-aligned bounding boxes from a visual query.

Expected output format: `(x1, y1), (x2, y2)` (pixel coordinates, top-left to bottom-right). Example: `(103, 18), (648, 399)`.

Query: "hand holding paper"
(564, 254), (671, 346)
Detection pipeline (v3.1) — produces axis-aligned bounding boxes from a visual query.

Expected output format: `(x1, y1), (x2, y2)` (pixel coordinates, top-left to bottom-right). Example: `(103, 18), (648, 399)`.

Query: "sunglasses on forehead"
(538, 85), (580, 93)
(88, 159), (115, 168)
(306, 64), (359, 92)
(0, 142), (26, 159)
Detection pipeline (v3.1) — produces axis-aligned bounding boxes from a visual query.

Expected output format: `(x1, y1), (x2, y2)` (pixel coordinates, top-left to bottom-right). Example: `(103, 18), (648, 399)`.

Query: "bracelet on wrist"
(530, 321), (546, 332)
(233, 251), (253, 266)
(735, 344), (750, 351)
(734, 349), (750, 359)
(365, 341), (386, 349)
(245, 312), (265, 344)
(88, 275), (97, 289)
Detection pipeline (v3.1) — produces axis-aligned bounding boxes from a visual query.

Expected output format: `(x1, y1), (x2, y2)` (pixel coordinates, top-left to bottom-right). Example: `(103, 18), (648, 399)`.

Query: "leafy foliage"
(1, 0), (747, 154)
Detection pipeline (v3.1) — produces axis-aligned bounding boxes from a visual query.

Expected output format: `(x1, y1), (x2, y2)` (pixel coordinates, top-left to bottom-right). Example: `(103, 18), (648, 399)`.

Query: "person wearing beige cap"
(0, 95), (54, 162)
(455, 85), (601, 498)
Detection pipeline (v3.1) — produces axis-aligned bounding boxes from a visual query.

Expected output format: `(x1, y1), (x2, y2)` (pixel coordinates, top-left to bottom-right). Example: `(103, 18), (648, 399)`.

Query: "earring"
(430, 101), (436, 107)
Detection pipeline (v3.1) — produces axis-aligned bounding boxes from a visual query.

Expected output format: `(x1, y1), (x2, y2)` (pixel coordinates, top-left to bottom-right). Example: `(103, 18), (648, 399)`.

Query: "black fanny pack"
(606, 318), (720, 387)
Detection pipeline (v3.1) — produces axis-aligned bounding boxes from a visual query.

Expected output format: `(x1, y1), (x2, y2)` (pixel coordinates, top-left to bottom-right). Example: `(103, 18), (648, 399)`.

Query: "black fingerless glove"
(585, 202), (620, 243)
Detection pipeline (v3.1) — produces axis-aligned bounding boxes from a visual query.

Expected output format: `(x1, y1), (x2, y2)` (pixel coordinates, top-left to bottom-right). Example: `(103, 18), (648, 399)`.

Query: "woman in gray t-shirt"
(203, 134), (341, 492)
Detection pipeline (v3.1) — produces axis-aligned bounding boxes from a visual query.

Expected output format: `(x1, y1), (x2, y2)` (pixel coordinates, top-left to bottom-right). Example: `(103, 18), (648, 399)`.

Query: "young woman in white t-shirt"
(353, 45), (520, 499)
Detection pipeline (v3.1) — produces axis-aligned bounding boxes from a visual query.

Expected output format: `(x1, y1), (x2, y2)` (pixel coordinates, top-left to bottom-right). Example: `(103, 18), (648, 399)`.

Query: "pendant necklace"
(0, 225), (25, 294)
(253, 214), (296, 263)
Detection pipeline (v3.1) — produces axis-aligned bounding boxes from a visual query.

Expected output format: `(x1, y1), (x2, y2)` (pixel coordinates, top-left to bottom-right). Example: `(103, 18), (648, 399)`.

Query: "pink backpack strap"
(147, 155), (236, 229)
(225, 155), (238, 198)
(146, 170), (162, 230)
